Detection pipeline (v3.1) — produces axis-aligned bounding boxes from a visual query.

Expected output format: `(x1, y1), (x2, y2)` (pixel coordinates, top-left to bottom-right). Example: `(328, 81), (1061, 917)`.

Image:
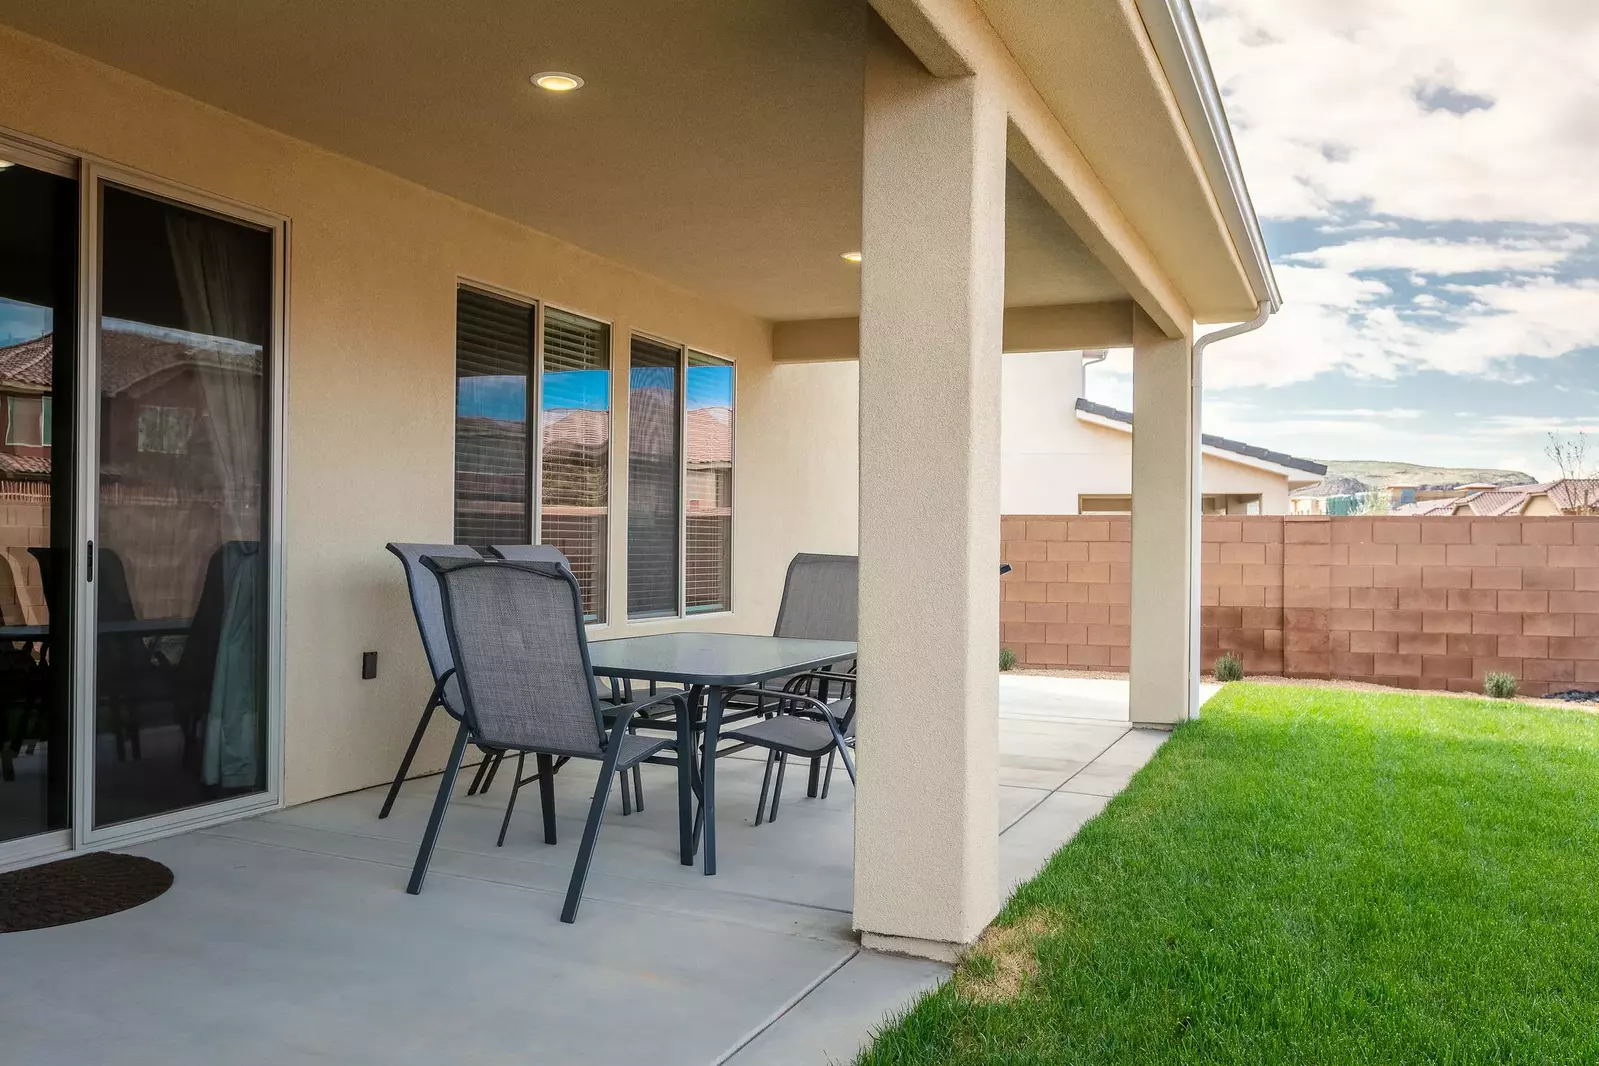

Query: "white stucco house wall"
(1001, 350), (1324, 515)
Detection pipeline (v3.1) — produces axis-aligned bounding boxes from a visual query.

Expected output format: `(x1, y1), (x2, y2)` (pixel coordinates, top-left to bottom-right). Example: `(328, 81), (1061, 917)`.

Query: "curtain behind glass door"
(93, 184), (271, 828)
(0, 154), (76, 845)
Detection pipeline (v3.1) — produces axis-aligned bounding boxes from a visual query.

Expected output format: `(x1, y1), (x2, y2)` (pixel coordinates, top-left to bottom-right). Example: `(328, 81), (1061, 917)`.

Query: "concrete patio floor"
(3, 676), (1184, 1066)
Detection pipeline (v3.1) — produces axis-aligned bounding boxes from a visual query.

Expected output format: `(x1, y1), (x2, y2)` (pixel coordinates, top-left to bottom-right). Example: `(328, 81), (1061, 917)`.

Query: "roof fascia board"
(1132, 0), (1280, 311)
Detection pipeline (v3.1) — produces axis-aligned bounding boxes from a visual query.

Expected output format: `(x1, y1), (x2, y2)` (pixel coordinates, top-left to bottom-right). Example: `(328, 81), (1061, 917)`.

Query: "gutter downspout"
(1186, 300), (1272, 716)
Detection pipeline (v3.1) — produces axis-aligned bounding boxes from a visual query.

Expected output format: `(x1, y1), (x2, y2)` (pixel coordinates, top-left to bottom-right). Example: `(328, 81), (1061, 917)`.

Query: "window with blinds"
(541, 308), (610, 622)
(627, 336), (682, 619)
(454, 288), (532, 546)
(685, 352), (733, 613)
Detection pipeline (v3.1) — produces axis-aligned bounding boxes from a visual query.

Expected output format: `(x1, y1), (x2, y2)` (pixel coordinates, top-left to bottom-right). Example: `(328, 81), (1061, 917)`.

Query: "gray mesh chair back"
(424, 556), (606, 756)
(773, 553), (858, 641)
(386, 543), (482, 697)
(487, 544), (573, 570)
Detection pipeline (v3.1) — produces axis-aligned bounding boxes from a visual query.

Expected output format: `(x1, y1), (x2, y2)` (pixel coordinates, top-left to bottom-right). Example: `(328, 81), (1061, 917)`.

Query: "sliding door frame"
(0, 132), (76, 871)
(72, 160), (289, 850)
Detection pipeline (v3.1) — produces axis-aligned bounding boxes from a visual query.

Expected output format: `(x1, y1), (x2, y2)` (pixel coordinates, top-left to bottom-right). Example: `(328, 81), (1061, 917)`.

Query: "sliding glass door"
(1, 135), (284, 861)
(86, 180), (276, 830)
(0, 148), (76, 855)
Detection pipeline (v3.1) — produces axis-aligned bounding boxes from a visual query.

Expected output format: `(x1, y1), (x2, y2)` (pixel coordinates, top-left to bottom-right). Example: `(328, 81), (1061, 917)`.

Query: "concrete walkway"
(2, 677), (1172, 1066)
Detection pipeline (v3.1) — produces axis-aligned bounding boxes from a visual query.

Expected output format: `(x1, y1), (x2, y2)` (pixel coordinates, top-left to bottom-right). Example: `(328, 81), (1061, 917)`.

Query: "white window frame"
(452, 281), (616, 628)
(624, 334), (736, 623)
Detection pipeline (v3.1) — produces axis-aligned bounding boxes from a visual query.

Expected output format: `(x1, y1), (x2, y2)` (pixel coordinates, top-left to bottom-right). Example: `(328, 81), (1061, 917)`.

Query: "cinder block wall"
(1002, 514), (1599, 696)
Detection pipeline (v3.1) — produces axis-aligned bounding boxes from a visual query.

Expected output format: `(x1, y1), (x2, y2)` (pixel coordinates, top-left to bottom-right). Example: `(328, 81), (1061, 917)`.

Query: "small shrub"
(1214, 652), (1244, 682)
(1485, 671), (1518, 699)
(999, 647), (1017, 672)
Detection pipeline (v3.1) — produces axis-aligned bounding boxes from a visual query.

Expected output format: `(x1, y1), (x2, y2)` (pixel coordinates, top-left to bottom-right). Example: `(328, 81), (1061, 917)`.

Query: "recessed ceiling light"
(841, 251), (862, 263)
(0, 161), (13, 170)
(532, 72), (584, 92)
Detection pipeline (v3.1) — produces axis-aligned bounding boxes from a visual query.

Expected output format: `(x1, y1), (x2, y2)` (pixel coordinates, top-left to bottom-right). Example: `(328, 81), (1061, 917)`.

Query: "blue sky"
(1087, 1), (1599, 480)
(460, 361), (733, 421)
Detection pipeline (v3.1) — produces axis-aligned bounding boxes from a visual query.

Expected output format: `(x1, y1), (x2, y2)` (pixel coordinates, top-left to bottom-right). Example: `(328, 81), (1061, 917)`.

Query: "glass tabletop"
(587, 632), (856, 687)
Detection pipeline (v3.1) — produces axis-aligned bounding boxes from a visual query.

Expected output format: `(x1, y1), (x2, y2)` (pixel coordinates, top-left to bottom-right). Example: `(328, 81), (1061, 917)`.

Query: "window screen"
(454, 288), (533, 545)
(685, 352), (733, 613)
(627, 336), (681, 619)
(541, 308), (610, 622)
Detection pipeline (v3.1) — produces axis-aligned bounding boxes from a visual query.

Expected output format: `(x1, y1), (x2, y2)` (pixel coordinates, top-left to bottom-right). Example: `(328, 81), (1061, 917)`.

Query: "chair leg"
(620, 766), (633, 816)
(465, 751), (492, 796)
(629, 722), (645, 812)
(770, 753), (788, 823)
(407, 722), (470, 895)
(821, 750), (836, 799)
(537, 753), (558, 845)
(561, 751), (626, 923)
(380, 697), (437, 819)
(496, 753), (527, 847)
(754, 750), (776, 826)
(807, 757), (821, 798)
(479, 749), (505, 795)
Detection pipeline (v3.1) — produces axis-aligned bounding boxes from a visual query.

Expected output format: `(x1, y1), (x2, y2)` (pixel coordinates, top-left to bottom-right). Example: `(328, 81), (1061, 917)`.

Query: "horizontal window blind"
(541, 308), (610, 622)
(627, 336), (681, 619)
(454, 287), (533, 546)
(685, 352), (733, 613)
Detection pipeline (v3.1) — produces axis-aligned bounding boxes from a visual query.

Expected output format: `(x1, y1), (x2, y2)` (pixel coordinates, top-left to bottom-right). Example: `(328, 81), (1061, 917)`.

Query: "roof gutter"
(1193, 300), (1271, 364)
(1133, 0), (1281, 312)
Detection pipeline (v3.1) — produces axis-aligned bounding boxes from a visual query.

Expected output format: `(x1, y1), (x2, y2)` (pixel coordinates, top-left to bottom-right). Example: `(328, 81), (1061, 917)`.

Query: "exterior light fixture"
(841, 251), (862, 263)
(532, 72), (584, 92)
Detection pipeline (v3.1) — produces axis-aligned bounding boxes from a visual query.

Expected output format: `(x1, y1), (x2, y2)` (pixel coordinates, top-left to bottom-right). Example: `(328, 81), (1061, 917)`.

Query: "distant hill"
(1316, 460), (1537, 489)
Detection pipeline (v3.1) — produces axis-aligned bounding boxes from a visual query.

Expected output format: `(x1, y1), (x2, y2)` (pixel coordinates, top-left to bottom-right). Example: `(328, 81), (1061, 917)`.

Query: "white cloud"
(1289, 234), (1588, 275)
(1210, 269), (1599, 387)
(1198, 0), (1599, 223)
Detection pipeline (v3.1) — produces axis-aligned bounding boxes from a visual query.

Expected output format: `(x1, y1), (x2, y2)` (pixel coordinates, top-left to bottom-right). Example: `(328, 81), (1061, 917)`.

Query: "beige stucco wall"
(1000, 349), (1292, 514)
(0, 26), (860, 805)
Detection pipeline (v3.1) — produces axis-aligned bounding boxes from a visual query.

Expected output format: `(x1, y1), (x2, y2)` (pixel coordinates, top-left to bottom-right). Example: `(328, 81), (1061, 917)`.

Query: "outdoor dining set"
(382, 544), (859, 923)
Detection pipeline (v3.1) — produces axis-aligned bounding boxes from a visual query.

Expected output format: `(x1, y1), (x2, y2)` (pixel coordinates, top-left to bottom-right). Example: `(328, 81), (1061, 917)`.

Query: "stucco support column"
(1130, 309), (1201, 725)
(853, 21), (1005, 962)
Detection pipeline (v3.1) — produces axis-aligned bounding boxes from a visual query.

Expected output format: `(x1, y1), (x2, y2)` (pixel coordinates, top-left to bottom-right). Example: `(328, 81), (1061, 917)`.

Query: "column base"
(860, 930), (971, 965)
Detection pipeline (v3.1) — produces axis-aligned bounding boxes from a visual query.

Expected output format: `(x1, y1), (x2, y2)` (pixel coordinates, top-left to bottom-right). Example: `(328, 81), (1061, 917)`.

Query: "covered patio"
(4, 677), (1173, 1066)
(0, 0), (1276, 1054)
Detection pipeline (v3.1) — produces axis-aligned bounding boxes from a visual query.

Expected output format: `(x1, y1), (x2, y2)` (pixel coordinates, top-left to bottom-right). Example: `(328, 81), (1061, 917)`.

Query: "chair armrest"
(615, 689), (687, 719)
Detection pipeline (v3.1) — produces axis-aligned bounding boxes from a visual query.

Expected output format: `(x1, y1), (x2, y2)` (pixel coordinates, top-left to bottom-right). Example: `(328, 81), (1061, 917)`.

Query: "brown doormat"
(0, 852), (174, 933)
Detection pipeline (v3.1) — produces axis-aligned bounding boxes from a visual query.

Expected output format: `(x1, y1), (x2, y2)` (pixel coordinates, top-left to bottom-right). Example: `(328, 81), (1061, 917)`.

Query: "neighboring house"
(1289, 475), (1372, 515)
(1001, 350), (1325, 515)
(1391, 479), (1599, 516)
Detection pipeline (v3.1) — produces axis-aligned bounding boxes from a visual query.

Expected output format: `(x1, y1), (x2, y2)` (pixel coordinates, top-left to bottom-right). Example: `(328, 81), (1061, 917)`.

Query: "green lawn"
(859, 683), (1599, 1064)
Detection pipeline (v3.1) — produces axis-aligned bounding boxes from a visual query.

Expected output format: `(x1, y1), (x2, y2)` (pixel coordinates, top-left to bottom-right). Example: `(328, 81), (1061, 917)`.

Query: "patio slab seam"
(998, 723), (1131, 834)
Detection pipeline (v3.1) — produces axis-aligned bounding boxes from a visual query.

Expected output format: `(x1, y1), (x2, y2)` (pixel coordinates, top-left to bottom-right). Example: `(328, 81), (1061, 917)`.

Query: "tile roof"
(0, 335), (52, 388)
(0, 329), (262, 396)
(1075, 398), (1327, 476)
(0, 452), (51, 479)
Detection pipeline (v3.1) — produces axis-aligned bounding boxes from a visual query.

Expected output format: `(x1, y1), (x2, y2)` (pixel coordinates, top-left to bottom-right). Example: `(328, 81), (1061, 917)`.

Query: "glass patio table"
(587, 632), (857, 875)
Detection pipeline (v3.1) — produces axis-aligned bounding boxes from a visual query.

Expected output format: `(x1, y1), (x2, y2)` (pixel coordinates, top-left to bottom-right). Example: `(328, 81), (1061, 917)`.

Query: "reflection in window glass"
(685, 353), (733, 613)
(540, 309), (609, 622)
(94, 183), (272, 828)
(0, 157), (75, 843)
(627, 337), (680, 619)
(454, 288), (532, 545)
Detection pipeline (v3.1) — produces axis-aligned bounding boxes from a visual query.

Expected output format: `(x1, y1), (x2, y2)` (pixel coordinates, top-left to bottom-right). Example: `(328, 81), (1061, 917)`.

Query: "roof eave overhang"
(1132, 0), (1281, 313)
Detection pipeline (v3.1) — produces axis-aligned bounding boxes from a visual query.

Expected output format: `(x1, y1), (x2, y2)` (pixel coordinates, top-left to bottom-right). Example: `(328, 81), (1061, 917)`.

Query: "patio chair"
(380, 543), (504, 818)
(735, 552), (858, 814)
(720, 680), (856, 825)
(407, 555), (684, 922)
(487, 543), (650, 817)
